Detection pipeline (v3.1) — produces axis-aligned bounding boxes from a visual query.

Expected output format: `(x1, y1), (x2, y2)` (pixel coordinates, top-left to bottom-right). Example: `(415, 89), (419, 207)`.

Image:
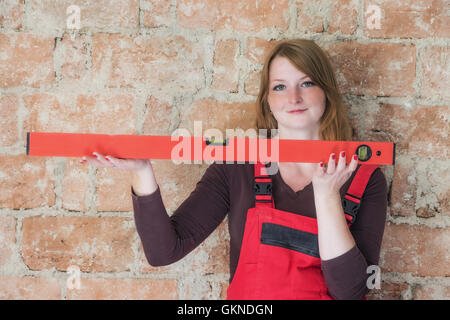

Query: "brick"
(182, 277), (223, 299)
(414, 160), (450, 218)
(54, 33), (89, 85)
(366, 281), (409, 300)
(0, 216), (16, 269)
(407, 105), (449, 159)
(244, 69), (261, 96)
(414, 284), (450, 300)
(62, 159), (90, 212)
(212, 39), (240, 92)
(296, 0), (327, 33)
(220, 281), (229, 300)
(245, 38), (278, 65)
(177, 0), (289, 32)
(22, 216), (136, 272)
(66, 278), (178, 299)
(141, 0), (172, 28)
(367, 104), (450, 160)
(0, 33), (54, 88)
(0, 94), (19, 146)
(177, 0), (217, 29)
(328, 0), (358, 35)
(91, 33), (204, 90)
(186, 221), (230, 274)
(23, 92), (136, 138)
(149, 160), (205, 213)
(27, 0), (139, 34)
(325, 42), (416, 96)
(0, 276), (60, 299)
(96, 168), (133, 212)
(180, 98), (256, 133)
(420, 46), (450, 100)
(369, 104), (449, 160)
(0, 155), (55, 209)
(0, 0), (24, 29)
(388, 153), (449, 218)
(389, 157), (416, 217)
(380, 223), (450, 277)
(365, 0), (450, 39)
(142, 95), (174, 135)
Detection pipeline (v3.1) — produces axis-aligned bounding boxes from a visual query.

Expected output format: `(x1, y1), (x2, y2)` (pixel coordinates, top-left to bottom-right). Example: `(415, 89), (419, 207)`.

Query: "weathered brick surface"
(96, 167), (133, 212)
(0, 94), (19, 146)
(0, 33), (54, 88)
(381, 223), (450, 277)
(178, 0), (289, 32)
(364, 0), (450, 39)
(141, 0), (172, 28)
(27, 0), (139, 34)
(368, 104), (449, 159)
(21, 216), (136, 272)
(23, 92), (136, 136)
(0, 0), (24, 30)
(66, 278), (178, 300)
(413, 284), (450, 300)
(91, 33), (204, 90)
(366, 282), (409, 300)
(212, 39), (240, 92)
(0, 276), (61, 299)
(0, 216), (16, 269)
(420, 46), (450, 100)
(328, 0), (358, 35)
(325, 42), (416, 96)
(0, 155), (55, 209)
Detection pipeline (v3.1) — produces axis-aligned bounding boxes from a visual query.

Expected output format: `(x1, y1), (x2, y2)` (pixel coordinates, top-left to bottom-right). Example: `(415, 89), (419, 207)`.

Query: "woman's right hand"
(79, 152), (152, 172)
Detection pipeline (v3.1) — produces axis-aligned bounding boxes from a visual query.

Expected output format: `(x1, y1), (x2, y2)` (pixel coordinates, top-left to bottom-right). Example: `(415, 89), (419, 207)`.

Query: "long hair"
(256, 39), (353, 141)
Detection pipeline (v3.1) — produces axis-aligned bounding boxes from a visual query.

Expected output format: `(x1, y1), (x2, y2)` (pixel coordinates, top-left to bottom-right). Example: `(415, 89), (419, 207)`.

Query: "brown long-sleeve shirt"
(132, 162), (388, 300)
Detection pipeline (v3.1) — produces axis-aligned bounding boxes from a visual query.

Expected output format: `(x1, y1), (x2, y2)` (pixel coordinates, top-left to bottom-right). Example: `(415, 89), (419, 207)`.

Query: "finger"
(327, 153), (336, 174)
(105, 155), (127, 169)
(317, 161), (325, 176)
(337, 151), (346, 171)
(348, 154), (359, 172)
(82, 155), (102, 166)
(93, 152), (114, 167)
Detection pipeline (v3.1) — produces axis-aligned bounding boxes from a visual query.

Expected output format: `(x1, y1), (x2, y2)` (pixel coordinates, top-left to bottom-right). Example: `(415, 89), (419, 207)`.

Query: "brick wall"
(0, 0), (448, 300)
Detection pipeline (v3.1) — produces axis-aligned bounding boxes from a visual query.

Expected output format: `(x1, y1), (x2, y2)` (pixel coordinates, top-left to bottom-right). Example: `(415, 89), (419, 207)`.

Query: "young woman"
(81, 39), (388, 300)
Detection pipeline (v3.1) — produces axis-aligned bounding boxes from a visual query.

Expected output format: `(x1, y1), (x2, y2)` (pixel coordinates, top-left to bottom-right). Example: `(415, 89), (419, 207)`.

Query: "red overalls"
(227, 162), (379, 300)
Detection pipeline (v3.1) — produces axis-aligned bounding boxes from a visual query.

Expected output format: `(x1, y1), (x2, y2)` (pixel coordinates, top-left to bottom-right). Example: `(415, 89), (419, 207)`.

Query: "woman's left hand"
(311, 151), (359, 195)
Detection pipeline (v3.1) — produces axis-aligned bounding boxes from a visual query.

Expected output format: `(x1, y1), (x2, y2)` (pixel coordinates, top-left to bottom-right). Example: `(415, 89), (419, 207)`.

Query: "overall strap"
(253, 162), (274, 208)
(342, 165), (380, 225)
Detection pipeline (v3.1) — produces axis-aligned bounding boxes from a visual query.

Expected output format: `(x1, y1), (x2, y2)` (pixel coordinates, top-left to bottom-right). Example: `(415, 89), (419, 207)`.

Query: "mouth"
(288, 108), (308, 114)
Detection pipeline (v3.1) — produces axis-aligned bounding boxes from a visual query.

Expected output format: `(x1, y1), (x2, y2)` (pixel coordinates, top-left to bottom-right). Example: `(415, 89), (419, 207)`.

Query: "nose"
(288, 85), (302, 104)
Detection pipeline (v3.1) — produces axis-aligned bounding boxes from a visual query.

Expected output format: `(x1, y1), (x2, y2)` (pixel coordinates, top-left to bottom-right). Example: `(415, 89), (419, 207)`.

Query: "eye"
(302, 81), (315, 87)
(272, 84), (285, 91)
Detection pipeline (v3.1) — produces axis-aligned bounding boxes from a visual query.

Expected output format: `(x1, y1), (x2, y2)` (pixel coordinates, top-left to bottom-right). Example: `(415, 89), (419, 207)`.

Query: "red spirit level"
(26, 132), (395, 165)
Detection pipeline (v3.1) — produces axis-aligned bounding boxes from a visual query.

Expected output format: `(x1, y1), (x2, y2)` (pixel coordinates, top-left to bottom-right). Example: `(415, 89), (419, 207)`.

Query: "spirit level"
(26, 132), (395, 165)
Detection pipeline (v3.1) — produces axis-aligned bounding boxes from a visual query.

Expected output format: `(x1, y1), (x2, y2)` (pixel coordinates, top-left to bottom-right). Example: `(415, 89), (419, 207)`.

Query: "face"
(267, 56), (326, 136)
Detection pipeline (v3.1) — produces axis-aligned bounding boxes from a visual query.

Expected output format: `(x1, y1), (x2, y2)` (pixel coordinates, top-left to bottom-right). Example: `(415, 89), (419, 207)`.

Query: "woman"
(81, 39), (388, 300)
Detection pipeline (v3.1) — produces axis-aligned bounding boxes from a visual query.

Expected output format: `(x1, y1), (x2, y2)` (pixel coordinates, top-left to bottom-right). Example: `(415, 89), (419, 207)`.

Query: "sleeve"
(321, 167), (388, 300)
(132, 162), (230, 267)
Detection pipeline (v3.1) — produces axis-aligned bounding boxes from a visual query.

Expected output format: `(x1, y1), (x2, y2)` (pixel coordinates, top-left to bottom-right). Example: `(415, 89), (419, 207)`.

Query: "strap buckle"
(342, 196), (360, 224)
(253, 181), (272, 195)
